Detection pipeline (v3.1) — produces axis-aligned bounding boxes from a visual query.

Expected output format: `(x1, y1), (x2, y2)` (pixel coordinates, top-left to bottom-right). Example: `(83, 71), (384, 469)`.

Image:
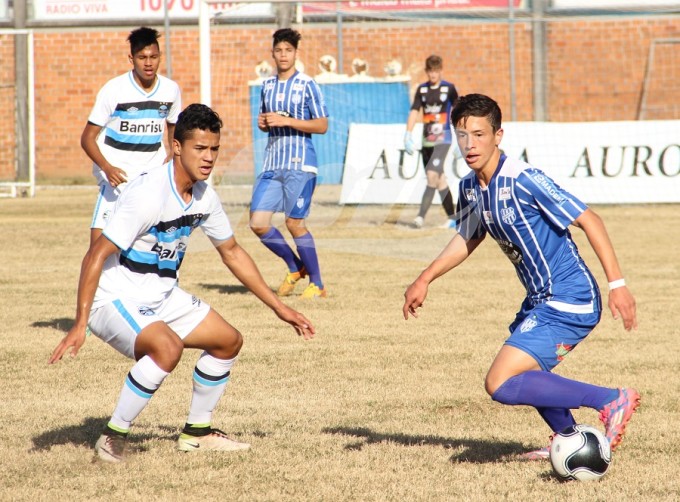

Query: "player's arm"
(573, 208), (637, 331)
(403, 233), (484, 320)
(214, 236), (315, 339)
(262, 114), (328, 134)
(48, 236), (119, 363)
(80, 122), (128, 187)
(404, 109), (421, 154)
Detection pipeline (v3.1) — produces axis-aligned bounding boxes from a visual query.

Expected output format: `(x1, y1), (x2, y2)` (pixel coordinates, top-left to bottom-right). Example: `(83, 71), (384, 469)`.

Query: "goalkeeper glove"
(404, 132), (415, 155)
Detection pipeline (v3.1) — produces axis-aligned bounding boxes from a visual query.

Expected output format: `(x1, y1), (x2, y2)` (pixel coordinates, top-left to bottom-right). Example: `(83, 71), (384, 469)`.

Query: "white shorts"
(91, 182), (124, 230)
(88, 287), (211, 359)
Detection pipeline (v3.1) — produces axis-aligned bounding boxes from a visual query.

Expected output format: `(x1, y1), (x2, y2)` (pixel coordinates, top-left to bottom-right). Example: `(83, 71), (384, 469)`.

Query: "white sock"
(108, 356), (169, 432)
(186, 352), (236, 425)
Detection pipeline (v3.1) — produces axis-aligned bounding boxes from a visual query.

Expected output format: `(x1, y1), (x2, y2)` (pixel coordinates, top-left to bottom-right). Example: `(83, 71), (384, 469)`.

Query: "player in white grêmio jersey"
(250, 28), (329, 300)
(49, 104), (315, 463)
(82, 26), (181, 248)
(403, 94), (640, 460)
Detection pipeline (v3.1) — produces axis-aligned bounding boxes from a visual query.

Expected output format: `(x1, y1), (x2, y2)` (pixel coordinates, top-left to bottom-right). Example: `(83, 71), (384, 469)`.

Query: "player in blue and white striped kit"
(82, 27), (181, 248)
(250, 28), (329, 299)
(403, 94), (640, 460)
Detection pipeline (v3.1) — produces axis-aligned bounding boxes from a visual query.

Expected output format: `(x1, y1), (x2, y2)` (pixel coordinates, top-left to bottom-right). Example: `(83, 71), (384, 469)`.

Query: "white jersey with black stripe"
(88, 71), (181, 184)
(94, 162), (232, 308)
(456, 155), (600, 312)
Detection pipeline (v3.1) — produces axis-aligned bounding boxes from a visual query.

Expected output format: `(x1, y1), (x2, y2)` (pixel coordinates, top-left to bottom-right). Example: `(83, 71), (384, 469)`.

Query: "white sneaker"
(438, 219), (457, 229)
(178, 428), (250, 452)
(412, 216), (424, 228)
(95, 433), (127, 463)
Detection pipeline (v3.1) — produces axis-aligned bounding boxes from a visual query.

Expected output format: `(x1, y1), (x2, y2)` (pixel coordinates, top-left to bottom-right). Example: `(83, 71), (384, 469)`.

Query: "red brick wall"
(9, 16), (680, 181)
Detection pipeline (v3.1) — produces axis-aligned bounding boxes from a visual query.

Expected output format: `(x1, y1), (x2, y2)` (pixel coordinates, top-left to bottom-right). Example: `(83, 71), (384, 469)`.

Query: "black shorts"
(422, 143), (451, 174)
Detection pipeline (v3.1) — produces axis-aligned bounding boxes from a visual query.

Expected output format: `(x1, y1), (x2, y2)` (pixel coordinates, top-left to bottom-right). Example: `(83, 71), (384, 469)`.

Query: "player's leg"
(487, 304), (640, 451)
(283, 170), (325, 298)
(170, 292), (249, 452)
(250, 171), (305, 295)
(414, 147), (436, 228)
(88, 299), (184, 462)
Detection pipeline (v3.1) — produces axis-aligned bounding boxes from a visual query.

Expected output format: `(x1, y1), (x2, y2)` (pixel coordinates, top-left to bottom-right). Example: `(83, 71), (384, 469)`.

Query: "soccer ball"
(550, 424), (612, 481)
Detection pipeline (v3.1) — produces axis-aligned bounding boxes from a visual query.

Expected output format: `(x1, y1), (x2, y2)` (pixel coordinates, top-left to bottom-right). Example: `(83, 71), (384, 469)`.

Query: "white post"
(199, 0), (211, 106)
(27, 30), (35, 197)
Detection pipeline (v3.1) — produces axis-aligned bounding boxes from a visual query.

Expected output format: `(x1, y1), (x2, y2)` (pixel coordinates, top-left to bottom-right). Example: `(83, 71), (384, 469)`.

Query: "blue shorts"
(251, 169), (317, 219)
(505, 301), (602, 371)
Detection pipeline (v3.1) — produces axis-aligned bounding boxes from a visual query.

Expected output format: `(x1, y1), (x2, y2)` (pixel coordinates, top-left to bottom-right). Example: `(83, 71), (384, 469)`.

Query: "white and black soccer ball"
(550, 424), (612, 481)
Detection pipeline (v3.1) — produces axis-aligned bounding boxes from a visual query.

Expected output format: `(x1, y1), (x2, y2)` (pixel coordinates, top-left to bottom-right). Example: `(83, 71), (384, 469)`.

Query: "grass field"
(1, 185), (679, 501)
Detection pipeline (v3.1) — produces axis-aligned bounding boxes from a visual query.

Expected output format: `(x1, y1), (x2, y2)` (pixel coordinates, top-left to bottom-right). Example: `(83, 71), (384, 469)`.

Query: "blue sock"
(260, 227), (303, 272)
(294, 232), (322, 288)
(491, 371), (619, 410)
(536, 407), (576, 433)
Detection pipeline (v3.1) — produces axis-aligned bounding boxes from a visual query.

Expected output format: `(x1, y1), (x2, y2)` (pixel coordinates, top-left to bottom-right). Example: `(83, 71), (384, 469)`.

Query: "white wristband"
(608, 279), (626, 290)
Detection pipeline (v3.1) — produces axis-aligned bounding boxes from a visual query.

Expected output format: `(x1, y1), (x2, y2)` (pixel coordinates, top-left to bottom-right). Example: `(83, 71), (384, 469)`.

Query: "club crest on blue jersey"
(138, 306), (155, 316)
(291, 93), (302, 105)
(501, 207), (516, 225)
(296, 197), (305, 209)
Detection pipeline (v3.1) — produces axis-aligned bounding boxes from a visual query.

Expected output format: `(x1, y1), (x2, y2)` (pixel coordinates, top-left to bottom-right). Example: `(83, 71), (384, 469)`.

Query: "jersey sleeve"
(410, 85), (423, 112)
(87, 79), (116, 127)
(199, 188), (234, 243)
(166, 81), (182, 125)
(305, 80), (328, 119)
(516, 168), (588, 230)
(456, 180), (486, 241)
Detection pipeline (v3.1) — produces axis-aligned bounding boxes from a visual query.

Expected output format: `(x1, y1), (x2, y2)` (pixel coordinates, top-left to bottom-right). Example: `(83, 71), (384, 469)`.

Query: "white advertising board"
(31, 0), (272, 21)
(340, 121), (680, 204)
(552, 0), (680, 8)
(0, 0), (7, 20)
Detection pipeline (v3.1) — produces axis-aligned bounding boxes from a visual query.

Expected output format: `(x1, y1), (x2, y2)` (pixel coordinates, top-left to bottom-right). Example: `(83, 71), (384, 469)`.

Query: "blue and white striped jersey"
(88, 71), (181, 184)
(94, 162), (232, 307)
(260, 70), (328, 173)
(456, 155), (600, 313)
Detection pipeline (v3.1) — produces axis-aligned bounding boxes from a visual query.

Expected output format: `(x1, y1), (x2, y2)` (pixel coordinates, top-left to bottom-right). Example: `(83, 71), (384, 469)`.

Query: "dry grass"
(1, 185), (678, 501)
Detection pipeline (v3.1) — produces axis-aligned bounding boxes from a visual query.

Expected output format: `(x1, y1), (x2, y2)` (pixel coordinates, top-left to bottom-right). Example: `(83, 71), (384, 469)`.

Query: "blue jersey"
(456, 155), (600, 313)
(260, 71), (328, 173)
(410, 79), (457, 147)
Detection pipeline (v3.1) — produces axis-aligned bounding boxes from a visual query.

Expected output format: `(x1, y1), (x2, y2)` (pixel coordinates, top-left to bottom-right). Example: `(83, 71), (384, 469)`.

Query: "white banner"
(31, 0), (272, 21)
(340, 121), (680, 204)
(0, 0), (7, 20)
(552, 0), (680, 7)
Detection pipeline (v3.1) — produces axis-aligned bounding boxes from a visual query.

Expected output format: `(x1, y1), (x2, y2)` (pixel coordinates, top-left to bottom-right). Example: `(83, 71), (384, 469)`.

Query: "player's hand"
(404, 132), (415, 155)
(263, 112), (290, 128)
(275, 305), (316, 340)
(103, 165), (128, 189)
(48, 324), (87, 364)
(403, 278), (429, 320)
(257, 113), (269, 131)
(608, 286), (637, 331)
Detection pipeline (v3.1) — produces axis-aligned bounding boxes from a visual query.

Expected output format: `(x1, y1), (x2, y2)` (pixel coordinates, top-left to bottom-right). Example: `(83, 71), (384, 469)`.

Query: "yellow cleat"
(300, 283), (327, 299)
(276, 267), (306, 296)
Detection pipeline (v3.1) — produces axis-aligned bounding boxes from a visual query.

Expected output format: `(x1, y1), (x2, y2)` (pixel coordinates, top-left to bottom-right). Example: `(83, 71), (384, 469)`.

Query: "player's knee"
(149, 333), (184, 371)
(212, 328), (243, 359)
(484, 373), (502, 397)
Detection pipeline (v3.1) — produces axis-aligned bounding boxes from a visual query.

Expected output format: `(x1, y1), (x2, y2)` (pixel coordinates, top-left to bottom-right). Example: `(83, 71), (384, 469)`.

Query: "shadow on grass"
(31, 318), (74, 333)
(31, 416), (178, 454)
(200, 283), (250, 295)
(323, 426), (526, 464)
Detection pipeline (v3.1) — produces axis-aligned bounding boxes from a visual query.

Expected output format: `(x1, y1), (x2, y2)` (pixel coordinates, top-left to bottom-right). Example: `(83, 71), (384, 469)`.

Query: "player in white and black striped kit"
(82, 27), (181, 248)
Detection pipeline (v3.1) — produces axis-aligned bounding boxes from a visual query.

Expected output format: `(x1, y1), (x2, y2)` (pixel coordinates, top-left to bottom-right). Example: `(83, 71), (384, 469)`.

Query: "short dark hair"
(174, 104), (223, 143)
(450, 94), (503, 133)
(425, 55), (443, 71)
(128, 27), (161, 55)
(272, 28), (302, 49)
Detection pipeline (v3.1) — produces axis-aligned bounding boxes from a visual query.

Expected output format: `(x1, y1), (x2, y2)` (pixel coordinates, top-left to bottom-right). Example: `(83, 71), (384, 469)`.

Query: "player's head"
(451, 94), (503, 172)
(128, 27), (161, 56)
(271, 28), (301, 76)
(424, 55), (443, 85)
(173, 104), (222, 182)
(127, 27), (162, 87)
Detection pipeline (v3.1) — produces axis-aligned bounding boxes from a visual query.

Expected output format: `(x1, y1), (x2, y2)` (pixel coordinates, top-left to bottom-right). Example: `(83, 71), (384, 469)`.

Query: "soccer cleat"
(276, 267), (307, 296)
(177, 428), (250, 452)
(95, 433), (127, 463)
(519, 435), (553, 461)
(439, 219), (457, 230)
(300, 283), (327, 299)
(412, 216), (424, 229)
(599, 387), (641, 450)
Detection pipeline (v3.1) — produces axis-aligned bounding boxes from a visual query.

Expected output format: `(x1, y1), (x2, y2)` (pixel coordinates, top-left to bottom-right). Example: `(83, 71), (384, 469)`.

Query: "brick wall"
(5, 16), (679, 181)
